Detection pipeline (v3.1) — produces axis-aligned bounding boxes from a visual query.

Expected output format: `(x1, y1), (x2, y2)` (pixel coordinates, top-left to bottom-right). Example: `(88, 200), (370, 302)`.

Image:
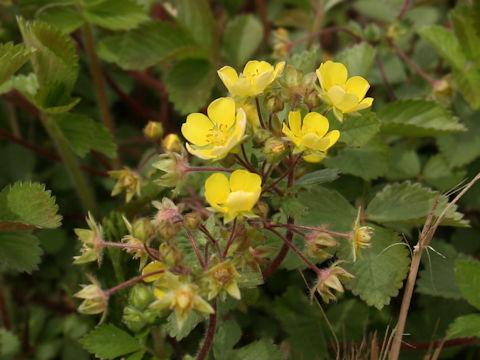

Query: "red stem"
(196, 301), (217, 360)
(255, 97), (265, 129)
(271, 223), (351, 239)
(185, 227), (206, 268)
(105, 270), (165, 296)
(223, 218), (237, 257)
(101, 241), (161, 256)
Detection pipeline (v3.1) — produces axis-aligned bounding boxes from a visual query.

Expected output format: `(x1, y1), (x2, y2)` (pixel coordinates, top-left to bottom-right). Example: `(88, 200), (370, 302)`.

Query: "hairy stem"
(101, 241), (161, 256)
(185, 227), (206, 269)
(196, 301), (217, 360)
(105, 270), (165, 296)
(188, 166), (234, 173)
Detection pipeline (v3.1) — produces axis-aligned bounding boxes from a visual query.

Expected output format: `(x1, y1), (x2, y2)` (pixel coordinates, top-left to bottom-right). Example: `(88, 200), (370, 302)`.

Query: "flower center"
(206, 124), (230, 145)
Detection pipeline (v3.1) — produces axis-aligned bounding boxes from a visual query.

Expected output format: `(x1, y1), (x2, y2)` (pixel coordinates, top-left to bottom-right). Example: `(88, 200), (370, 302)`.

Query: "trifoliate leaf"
(436, 111), (480, 168)
(379, 99), (466, 136)
(446, 314), (480, 339)
(418, 25), (466, 70)
(0, 42), (35, 86)
(365, 181), (468, 227)
(0, 328), (20, 358)
(37, 5), (84, 34)
(175, 0), (216, 53)
(97, 21), (202, 70)
(0, 232), (43, 272)
(336, 42), (376, 77)
(166, 311), (204, 341)
(416, 240), (463, 299)
(222, 14), (263, 68)
(54, 113), (117, 158)
(166, 59), (215, 115)
(83, 0), (148, 31)
(341, 226), (410, 310)
(323, 138), (389, 181)
(337, 111), (380, 147)
(213, 319), (242, 360)
(231, 340), (282, 360)
(295, 168), (340, 186)
(80, 324), (141, 359)
(423, 155), (467, 192)
(0, 182), (62, 231)
(455, 259), (480, 311)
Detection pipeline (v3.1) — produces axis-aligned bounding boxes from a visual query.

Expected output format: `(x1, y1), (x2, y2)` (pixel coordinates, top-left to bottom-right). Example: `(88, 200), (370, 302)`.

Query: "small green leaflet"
(455, 259), (480, 310)
(0, 42), (35, 86)
(0, 232), (43, 273)
(83, 0), (148, 31)
(446, 314), (480, 339)
(336, 42), (376, 77)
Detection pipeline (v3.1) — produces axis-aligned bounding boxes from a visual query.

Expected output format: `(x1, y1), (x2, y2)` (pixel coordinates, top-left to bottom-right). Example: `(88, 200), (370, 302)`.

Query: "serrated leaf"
(0, 73), (38, 96)
(175, 0), (215, 53)
(0, 328), (20, 358)
(336, 42), (376, 77)
(97, 21), (202, 70)
(296, 168), (339, 186)
(323, 139), (389, 181)
(386, 143), (421, 181)
(296, 186), (357, 233)
(0, 232), (43, 272)
(37, 5), (84, 34)
(341, 226), (410, 310)
(287, 45), (319, 74)
(455, 259), (480, 310)
(222, 14), (263, 68)
(166, 311), (203, 341)
(231, 340), (282, 360)
(423, 155), (467, 192)
(454, 66), (480, 110)
(379, 99), (466, 136)
(80, 324), (141, 359)
(54, 113), (117, 158)
(337, 111), (380, 147)
(0, 182), (62, 231)
(416, 240), (463, 299)
(418, 25), (466, 70)
(353, 0), (398, 22)
(450, 4), (480, 62)
(126, 350), (145, 360)
(446, 314), (480, 339)
(213, 319), (242, 360)
(83, 0), (148, 31)
(166, 59), (215, 115)
(0, 42), (35, 86)
(365, 181), (468, 227)
(17, 18), (79, 110)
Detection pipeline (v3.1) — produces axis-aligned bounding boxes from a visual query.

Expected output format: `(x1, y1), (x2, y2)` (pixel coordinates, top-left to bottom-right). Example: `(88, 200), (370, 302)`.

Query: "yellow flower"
(316, 60), (373, 121)
(204, 170), (261, 223)
(236, 100), (259, 129)
(218, 60), (285, 97)
(181, 97), (246, 160)
(282, 111), (340, 163)
(350, 207), (373, 262)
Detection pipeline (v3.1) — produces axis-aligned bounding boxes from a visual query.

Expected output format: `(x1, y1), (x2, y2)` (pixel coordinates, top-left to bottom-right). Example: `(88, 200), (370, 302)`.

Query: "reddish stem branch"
(104, 270), (165, 296)
(223, 218), (237, 258)
(255, 97), (265, 129)
(199, 225), (223, 260)
(101, 241), (161, 256)
(270, 223), (352, 239)
(196, 301), (217, 360)
(397, 0), (410, 20)
(375, 54), (397, 101)
(185, 227), (206, 269)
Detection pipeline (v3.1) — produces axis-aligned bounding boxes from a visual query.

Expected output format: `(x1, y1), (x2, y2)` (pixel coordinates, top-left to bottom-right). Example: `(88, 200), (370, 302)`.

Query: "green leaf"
(296, 168), (340, 186)
(455, 259), (480, 310)
(353, 0), (398, 23)
(213, 319), (242, 360)
(166, 311), (203, 341)
(54, 113), (117, 158)
(175, 0), (215, 53)
(446, 314), (480, 339)
(341, 226), (410, 310)
(222, 14), (263, 68)
(80, 324), (141, 359)
(0, 232), (43, 272)
(450, 4), (480, 62)
(336, 42), (376, 77)
(273, 287), (327, 359)
(296, 186), (357, 233)
(17, 18), (79, 110)
(423, 155), (467, 192)
(287, 45), (319, 74)
(83, 0), (148, 30)
(418, 25), (466, 70)
(454, 66), (480, 110)
(386, 143), (421, 181)
(0, 328), (20, 359)
(365, 181), (468, 227)
(231, 340), (282, 360)
(37, 5), (85, 34)
(337, 112), (380, 147)
(126, 350), (145, 360)
(0, 42), (35, 86)
(0, 73), (39, 96)
(0, 182), (62, 231)
(97, 21), (202, 70)
(323, 139), (389, 181)
(379, 99), (466, 136)
(166, 59), (215, 115)
(416, 240), (463, 299)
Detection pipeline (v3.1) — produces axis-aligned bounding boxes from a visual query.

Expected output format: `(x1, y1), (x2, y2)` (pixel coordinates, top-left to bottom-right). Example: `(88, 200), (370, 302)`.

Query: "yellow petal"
(323, 130), (340, 150)
(225, 190), (260, 212)
(345, 76), (370, 100)
(254, 70), (275, 93)
(142, 261), (167, 282)
(229, 169), (262, 193)
(348, 97), (374, 112)
(205, 173), (230, 208)
(217, 66), (238, 92)
(327, 86), (359, 113)
(273, 61), (286, 78)
(181, 113), (212, 146)
(302, 112), (329, 138)
(186, 143), (215, 160)
(316, 61), (348, 90)
(301, 133), (330, 151)
(230, 78), (256, 97)
(282, 123), (302, 147)
(303, 153), (325, 163)
(153, 288), (167, 299)
(288, 111), (302, 137)
(243, 60), (273, 77)
(207, 97), (236, 129)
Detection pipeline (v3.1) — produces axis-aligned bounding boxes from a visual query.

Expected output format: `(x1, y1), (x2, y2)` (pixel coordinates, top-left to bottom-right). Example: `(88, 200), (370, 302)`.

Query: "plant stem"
(184, 227), (206, 269)
(101, 241), (161, 256)
(105, 270), (165, 296)
(223, 218), (237, 257)
(199, 225), (223, 260)
(271, 223), (352, 239)
(397, 0), (410, 20)
(375, 54), (397, 101)
(39, 113), (98, 214)
(255, 97), (265, 128)
(261, 154), (301, 194)
(83, 22), (119, 168)
(188, 166), (234, 173)
(196, 301), (217, 360)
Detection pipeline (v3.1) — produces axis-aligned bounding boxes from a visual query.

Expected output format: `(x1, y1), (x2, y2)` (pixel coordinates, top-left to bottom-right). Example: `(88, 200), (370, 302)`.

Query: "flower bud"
(74, 276), (108, 315)
(129, 284), (154, 309)
(351, 207), (373, 262)
(184, 212), (201, 230)
(305, 232), (337, 258)
(162, 133), (182, 152)
(109, 167), (141, 203)
(153, 152), (189, 193)
(73, 213), (104, 265)
(143, 121), (164, 140)
(253, 201), (269, 218)
(264, 94), (284, 114)
(159, 243), (183, 266)
(273, 27), (290, 60)
(123, 306), (157, 332)
(312, 263), (354, 303)
(252, 129), (272, 147)
(364, 23), (382, 42)
(264, 138), (287, 163)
